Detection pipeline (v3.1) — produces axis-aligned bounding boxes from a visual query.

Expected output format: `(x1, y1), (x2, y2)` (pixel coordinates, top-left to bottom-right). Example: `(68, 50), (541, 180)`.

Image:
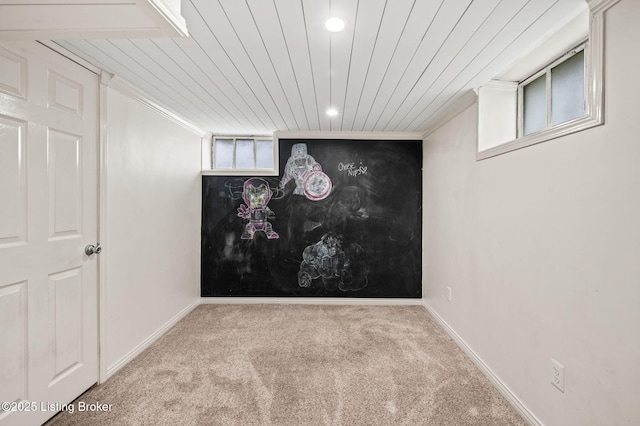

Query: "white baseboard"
(422, 302), (543, 426)
(104, 299), (200, 381)
(199, 297), (424, 306)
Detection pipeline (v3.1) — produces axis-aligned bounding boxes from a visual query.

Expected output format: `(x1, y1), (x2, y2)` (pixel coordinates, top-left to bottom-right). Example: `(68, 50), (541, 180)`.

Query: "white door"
(0, 41), (99, 426)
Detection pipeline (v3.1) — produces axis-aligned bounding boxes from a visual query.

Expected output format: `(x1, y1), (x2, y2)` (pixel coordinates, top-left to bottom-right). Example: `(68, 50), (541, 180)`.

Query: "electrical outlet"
(551, 358), (565, 392)
(447, 286), (452, 302)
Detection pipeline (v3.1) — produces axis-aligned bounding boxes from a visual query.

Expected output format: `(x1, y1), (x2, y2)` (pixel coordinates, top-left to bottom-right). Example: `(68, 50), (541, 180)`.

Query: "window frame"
(476, 5), (606, 160)
(517, 43), (587, 138)
(202, 135), (279, 176)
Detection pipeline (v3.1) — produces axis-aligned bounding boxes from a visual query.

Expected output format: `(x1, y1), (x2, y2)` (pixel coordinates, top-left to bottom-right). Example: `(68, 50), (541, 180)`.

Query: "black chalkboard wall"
(201, 139), (422, 298)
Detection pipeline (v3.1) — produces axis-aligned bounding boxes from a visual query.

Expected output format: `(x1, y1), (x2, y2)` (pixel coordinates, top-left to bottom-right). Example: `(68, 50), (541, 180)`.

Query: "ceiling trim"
(146, 0), (189, 37)
(421, 89), (479, 139)
(586, 0), (621, 14)
(274, 131), (423, 140)
(0, 0), (188, 40)
(109, 76), (207, 137)
(39, 41), (102, 75)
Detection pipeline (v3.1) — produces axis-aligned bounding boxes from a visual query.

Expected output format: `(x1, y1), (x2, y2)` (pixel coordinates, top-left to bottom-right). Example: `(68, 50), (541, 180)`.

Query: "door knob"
(85, 243), (102, 256)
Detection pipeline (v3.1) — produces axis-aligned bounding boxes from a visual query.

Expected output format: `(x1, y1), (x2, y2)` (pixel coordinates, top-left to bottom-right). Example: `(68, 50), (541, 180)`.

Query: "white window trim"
(477, 2), (608, 160)
(202, 135), (279, 176)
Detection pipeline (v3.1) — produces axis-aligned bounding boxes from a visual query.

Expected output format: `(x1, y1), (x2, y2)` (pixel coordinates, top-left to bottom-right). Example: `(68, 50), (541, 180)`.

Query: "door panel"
(0, 46), (26, 98)
(0, 116), (27, 247)
(48, 267), (84, 384)
(0, 281), (28, 405)
(0, 41), (98, 426)
(48, 70), (84, 118)
(48, 129), (84, 240)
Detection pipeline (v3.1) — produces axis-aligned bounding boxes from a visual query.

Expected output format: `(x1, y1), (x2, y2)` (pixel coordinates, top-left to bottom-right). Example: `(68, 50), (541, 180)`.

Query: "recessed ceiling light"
(326, 108), (339, 116)
(325, 18), (345, 32)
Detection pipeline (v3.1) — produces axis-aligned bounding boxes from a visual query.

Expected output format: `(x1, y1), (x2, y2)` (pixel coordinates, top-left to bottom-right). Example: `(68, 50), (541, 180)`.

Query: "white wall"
(103, 86), (201, 376)
(422, 2), (640, 425)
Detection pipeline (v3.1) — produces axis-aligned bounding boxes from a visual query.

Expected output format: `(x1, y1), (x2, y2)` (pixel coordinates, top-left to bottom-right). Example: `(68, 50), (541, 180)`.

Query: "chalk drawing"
(297, 233), (369, 291)
(280, 143), (332, 200)
(237, 178), (279, 240)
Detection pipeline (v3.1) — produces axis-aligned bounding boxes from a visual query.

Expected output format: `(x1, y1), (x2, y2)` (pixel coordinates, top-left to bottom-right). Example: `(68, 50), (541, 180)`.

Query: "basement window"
(520, 46), (585, 137)
(202, 136), (277, 176)
(477, 5), (605, 160)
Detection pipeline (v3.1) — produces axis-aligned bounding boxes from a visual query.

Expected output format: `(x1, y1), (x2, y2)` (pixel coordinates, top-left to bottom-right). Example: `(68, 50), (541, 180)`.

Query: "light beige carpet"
(46, 304), (526, 425)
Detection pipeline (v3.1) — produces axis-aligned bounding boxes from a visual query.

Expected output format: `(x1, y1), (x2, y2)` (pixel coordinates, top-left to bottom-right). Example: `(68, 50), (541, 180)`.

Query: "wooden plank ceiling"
(56, 0), (587, 135)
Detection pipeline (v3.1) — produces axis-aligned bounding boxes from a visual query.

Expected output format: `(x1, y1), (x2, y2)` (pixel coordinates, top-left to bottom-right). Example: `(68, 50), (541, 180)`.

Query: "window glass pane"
(235, 139), (254, 169)
(551, 50), (585, 126)
(214, 139), (233, 168)
(255, 139), (274, 169)
(523, 74), (547, 136)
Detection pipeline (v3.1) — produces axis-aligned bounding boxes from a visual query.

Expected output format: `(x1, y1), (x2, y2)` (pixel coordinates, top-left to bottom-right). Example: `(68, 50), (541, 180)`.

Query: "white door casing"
(0, 41), (99, 426)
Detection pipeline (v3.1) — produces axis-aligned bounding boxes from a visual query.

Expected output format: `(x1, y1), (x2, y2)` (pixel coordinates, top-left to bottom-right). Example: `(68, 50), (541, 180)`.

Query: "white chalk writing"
(338, 161), (368, 177)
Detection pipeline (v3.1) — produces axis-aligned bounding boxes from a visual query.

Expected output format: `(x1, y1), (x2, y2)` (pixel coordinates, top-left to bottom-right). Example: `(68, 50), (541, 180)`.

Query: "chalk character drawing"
(280, 143), (332, 200)
(297, 233), (368, 291)
(237, 177), (279, 240)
